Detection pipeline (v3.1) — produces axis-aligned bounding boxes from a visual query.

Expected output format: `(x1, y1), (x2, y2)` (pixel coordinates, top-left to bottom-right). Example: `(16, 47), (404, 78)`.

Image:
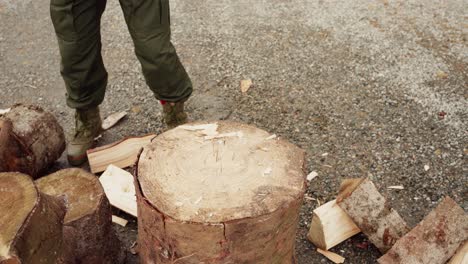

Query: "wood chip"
(102, 111), (127, 130)
(99, 165), (137, 217)
(265, 134), (277, 140)
(387, 185), (404, 190)
(240, 79), (253, 93)
(204, 131), (243, 140)
(0, 108), (11, 115)
(307, 171), (318, 181)
(317, 248), (345, 263)
(112, 215), (128, 227)
(180, 123), (218, 136)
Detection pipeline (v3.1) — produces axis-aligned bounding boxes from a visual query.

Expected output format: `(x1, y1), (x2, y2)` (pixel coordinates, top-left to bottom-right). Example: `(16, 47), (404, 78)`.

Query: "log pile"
(136, 121), (306, 263)
(0, 104), (65, 178)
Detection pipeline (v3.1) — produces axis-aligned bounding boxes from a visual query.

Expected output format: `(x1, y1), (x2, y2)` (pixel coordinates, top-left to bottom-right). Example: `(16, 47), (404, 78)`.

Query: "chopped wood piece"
(112, 215), (129, 227)
(87, 134), (156, 173)
(102, 111), (127, 130)
(307, 199), (361, 250)
(0, 172), (66, 263)
(449, 241), (468, 264)
(317, 248), (345, 263)
(337, 178), (410, 253)
(0, 104), (65, 178)
(136, 121), (306, 263)
(36, 168), (124, 264)
(100, 165), (137, 217)
(240, 79), (253, 93)
(378, 197), (468, 264)
(0, 108), (10, 115)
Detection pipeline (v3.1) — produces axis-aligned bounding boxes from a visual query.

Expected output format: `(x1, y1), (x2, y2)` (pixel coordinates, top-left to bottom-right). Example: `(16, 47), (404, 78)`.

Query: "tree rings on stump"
(136, 121), (306, 263)
(0, 172), (66, 264)
(0, 104), (65, 178)
(36, 168), (124, 264)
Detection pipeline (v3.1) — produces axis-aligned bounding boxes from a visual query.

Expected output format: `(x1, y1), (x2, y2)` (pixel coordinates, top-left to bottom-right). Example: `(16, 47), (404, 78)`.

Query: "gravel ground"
(1, 0), (467, 263)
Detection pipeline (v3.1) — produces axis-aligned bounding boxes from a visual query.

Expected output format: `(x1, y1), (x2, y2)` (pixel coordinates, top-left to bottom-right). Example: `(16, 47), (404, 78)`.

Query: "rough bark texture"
(36, 168), (124, 264)
(0, 104), (65, 178)
(136, 121), (306, 264)
(378, 197), (468, 264)
(336, 178), (410, 253)
(0, 172), (66, 264)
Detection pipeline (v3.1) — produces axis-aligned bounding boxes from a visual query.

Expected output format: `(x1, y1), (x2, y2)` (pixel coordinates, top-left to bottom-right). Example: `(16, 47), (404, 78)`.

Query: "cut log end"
(0, 172), (66, 263)
(36, 168), (102, 223)
(138, 121), (306, 223)
(0, 173), (38, 259)
(0, 104), (65, 177)
(137, 121), (306, 263)
(36, 168), (124, 264)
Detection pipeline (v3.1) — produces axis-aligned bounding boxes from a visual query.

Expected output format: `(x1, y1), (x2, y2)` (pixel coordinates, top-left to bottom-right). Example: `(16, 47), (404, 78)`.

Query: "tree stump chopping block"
(0, 104), (65, 178)
(35, 168), (124, 264)
(0, 172), (66, 264)
(136, 122), (306, 264)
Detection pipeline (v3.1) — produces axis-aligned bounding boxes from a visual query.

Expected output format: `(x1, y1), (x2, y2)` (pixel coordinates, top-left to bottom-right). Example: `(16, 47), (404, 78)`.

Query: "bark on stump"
(35, 168), (124, 264)
(0, 104), (65, 178)
(136, 122), (306, 264)
(0, 172), (66, 264)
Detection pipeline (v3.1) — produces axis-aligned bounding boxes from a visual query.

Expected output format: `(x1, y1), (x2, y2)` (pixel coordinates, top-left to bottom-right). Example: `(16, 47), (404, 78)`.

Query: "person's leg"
(50, 0), (107, 165)
(119, 0), (192, 127)
(51, 0), (108, 109)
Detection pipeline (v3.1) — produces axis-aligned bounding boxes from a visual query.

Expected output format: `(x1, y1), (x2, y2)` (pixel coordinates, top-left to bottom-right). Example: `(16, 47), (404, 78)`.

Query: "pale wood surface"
(0, 172), (66, 263)
(36, 168), (101, 223)
(317, 248), (345, 264)
(307, 199), (361, 250)
(138, 121), (305, 223)
(449, 241), (468, 264)
(36, 168), (124, 264)
(0, 173), (37, 257)
(100, 165), (137, 217)
(378, 197), (468, 264)
(337, 178), (410, 253)
(87, 134), (156, 173)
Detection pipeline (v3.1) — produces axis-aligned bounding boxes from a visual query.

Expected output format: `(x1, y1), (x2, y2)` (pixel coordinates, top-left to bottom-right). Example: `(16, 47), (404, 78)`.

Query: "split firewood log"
(336, 178), (410, 253)
(378, 197), (467, 264)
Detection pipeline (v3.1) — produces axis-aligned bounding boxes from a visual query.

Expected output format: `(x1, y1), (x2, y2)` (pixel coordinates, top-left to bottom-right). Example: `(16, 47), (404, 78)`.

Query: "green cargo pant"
(50, 0), (193, 109)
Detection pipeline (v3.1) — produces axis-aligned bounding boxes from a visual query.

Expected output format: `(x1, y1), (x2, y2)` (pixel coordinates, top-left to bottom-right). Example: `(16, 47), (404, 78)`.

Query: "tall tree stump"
(0, 172), (66, 264)
(136, 122), (306, 263)
(0, 104), (65, 178)
(35, 168), (124, 264)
